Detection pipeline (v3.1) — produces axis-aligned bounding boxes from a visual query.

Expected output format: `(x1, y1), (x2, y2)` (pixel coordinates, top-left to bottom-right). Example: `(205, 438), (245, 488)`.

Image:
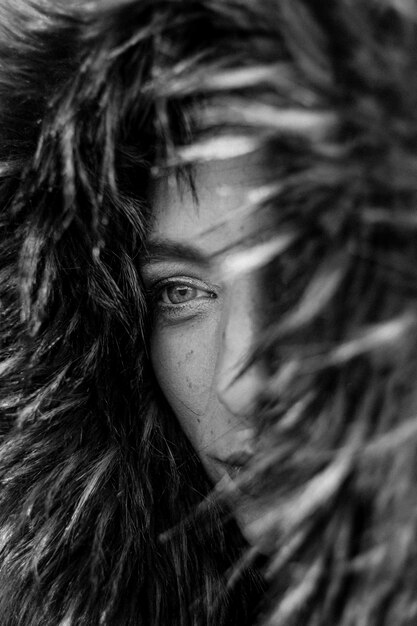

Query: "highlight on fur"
(2, 0), (417, 625)
(170, 2), (417, 625)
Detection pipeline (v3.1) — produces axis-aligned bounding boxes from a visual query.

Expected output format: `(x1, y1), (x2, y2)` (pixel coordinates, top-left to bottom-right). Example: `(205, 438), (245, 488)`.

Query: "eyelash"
(148, 276), (218, 316)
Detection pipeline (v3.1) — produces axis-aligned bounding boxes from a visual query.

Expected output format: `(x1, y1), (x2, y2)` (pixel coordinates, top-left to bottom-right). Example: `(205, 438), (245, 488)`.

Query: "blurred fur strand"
(2, 1), (417, 625)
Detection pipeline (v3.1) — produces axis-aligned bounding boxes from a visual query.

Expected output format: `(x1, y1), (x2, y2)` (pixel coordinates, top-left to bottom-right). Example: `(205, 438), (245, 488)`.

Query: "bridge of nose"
(215, 273), (264, 418)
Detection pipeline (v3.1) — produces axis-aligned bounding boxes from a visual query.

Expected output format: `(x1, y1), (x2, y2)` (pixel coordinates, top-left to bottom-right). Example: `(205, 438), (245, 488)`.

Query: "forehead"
(148, 152), (272, 254)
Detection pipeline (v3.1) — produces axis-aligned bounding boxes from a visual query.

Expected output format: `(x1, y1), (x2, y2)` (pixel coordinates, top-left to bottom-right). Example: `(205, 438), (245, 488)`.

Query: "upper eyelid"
(155, 275), (210, 287)
(145, 273), (221, 292)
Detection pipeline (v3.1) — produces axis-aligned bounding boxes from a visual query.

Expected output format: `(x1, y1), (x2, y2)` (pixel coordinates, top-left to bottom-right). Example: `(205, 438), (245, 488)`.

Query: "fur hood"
(2, 1), (417, 625)
(0, 2), (259, 624)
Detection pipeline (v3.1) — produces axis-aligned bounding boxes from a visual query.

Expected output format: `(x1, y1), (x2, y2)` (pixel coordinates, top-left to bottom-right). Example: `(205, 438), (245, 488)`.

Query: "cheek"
(150, 319), (219, 443)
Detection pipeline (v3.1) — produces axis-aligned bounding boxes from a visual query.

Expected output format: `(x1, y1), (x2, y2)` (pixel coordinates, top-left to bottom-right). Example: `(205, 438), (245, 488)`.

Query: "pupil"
(167, 285), (196, 303)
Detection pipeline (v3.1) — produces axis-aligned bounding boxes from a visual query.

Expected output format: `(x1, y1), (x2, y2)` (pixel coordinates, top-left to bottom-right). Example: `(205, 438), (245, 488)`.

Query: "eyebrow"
(143, 238), (211, 265)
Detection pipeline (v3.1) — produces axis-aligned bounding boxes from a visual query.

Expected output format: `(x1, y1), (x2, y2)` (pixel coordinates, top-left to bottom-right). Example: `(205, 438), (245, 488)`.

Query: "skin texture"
(142, 153), (272, 539)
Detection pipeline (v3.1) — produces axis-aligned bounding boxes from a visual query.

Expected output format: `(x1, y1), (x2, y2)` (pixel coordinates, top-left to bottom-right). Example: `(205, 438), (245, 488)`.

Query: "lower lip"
(212, 459), (259, 497)
(213, 458), (243, 477)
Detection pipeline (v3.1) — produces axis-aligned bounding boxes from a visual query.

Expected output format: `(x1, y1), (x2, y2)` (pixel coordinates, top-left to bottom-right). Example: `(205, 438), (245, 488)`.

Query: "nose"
(215, 274), (264, 419)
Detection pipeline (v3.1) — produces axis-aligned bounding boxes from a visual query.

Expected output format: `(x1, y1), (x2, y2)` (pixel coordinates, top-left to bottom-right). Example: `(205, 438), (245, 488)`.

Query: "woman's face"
(142, 153), (271, 540)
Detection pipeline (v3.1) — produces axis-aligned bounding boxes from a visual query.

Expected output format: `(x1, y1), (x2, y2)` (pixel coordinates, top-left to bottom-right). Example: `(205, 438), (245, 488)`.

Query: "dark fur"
(0, 2), (262, 624)
(2, 0), (417, 625)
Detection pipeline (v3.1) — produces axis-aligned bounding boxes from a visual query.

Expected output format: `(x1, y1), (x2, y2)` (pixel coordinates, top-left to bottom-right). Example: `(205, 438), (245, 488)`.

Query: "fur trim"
(151, 1), (417, 624)
(160, 2), (417, 625)
(0, 1), (261, 624)
(2, 0), (417, 625)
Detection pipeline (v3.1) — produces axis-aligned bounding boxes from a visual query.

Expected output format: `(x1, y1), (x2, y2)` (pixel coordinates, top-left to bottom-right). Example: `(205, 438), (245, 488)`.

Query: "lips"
(206, 428), (257, 489)
(210, 450), (261, 498)
(212, 457), (246, 482)
(216, 449), (254, 468)
(210, 444), (255, 480)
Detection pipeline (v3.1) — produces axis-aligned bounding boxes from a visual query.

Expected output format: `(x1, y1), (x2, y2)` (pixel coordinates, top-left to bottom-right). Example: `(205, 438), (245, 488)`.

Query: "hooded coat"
(2, 1), (417, 625)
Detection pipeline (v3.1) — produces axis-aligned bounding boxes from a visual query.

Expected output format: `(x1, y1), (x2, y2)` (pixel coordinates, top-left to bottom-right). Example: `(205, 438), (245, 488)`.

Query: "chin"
(209, 471), (274, 554)
(232, 499), (277, 555)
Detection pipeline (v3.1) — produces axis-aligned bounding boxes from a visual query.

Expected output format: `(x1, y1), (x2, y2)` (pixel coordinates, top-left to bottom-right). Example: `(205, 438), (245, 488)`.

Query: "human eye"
(149, 276), (218, 319)
(159, 281), (215, 305)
